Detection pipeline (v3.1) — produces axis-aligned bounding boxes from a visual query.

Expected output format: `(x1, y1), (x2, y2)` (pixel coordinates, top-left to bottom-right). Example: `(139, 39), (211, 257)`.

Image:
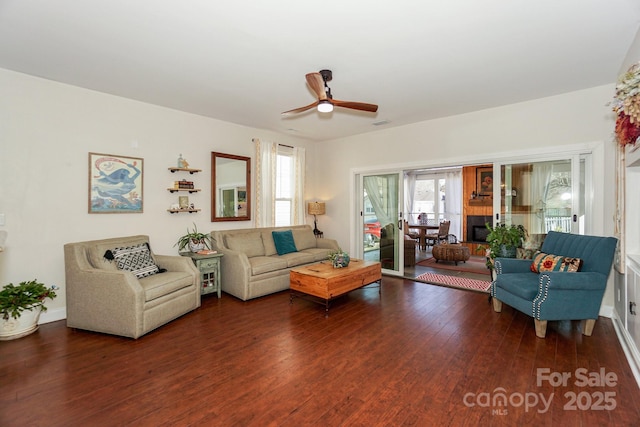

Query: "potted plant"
(0, 280), (58, 340)
(482, 222), (528, 267)
(175, 223), (211, 253)
(328, 248), (350, 268)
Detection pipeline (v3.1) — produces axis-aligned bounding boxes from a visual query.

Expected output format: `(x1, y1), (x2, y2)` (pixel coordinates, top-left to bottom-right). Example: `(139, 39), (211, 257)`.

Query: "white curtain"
(254, 139), (306, 227)
(404, 171), (417, 223)
(254, 138), (277, 227)
(292, 146), (306, 225)
(364, 175), (396, 228)
(444, 170), (462, 240)
(530, 163), (553, 234)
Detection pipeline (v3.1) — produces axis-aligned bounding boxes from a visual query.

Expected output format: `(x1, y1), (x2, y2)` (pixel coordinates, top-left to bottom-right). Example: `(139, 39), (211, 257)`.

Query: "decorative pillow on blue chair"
(530, 252), (583, 273)
(272, 230), (298, 255)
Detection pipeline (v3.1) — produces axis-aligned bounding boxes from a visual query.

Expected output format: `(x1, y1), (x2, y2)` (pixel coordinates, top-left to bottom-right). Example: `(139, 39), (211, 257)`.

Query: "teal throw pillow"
(272, 230), (298, 255)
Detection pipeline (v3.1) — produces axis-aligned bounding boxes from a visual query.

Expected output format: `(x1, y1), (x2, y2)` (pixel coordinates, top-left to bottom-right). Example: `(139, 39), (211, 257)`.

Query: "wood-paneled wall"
(462, 165), (492, 254)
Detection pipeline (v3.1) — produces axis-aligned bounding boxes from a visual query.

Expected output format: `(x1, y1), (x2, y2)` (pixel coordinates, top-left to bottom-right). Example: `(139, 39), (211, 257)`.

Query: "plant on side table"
(0, 280), (58, 340)
(175, 222), (212, 253)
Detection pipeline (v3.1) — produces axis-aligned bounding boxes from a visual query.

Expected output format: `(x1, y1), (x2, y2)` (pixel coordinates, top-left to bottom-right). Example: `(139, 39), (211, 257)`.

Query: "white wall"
(620, 27), (640, 73)
(314, 85), (617, 243)
(0, 68), (315, 321)
(312, 84), (619, 308)
(0, 64), (626, 321)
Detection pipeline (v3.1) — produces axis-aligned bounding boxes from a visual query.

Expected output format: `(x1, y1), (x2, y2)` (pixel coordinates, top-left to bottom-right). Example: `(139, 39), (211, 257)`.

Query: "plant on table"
(175, 222), (211, 253)
(328, 248), (350, 268)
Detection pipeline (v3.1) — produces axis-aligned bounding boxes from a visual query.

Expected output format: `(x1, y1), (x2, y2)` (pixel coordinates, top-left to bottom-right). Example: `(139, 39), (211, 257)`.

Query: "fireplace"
(466, 215), (492, 243)
(472, 225), (490, 242)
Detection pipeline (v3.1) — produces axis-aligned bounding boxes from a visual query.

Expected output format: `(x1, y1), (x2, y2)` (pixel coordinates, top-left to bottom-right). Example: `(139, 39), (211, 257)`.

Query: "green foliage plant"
(174, 222), (211, 252)
(0, 280), (58, 320)
(478, 223), (528, 268)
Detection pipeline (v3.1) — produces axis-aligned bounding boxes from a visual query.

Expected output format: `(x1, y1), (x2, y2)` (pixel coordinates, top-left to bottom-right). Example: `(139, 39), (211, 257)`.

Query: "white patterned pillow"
(104, 243), (160, 278)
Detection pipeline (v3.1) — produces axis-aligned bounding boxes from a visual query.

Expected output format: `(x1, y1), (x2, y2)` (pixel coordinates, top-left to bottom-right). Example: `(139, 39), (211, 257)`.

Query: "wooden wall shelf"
(167, 209), (201, 214)
(168, 165), (201, 213)
(168, 188), (201, 193)
(168, 167), (201, 174)
(469, 198), (492, 206)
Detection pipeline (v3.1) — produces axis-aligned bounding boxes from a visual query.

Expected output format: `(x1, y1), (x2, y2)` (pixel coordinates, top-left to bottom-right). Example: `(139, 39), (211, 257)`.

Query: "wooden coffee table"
(289, 259), (382, 313)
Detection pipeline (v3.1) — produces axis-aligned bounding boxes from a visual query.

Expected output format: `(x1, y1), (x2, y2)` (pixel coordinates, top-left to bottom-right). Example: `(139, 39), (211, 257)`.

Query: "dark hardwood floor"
(2, 276), (639, 426)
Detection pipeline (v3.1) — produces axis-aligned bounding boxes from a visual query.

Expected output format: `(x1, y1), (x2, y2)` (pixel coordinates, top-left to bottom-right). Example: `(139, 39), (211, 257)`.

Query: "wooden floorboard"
(1, 276), (639, 426)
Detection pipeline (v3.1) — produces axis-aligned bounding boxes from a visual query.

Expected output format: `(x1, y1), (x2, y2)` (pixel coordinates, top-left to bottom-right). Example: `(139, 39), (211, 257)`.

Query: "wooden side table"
(181, 252), (224, 297)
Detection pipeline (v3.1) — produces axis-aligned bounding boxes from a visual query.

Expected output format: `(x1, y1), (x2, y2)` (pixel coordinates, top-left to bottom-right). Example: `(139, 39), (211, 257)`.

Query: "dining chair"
(425, 220), (451, 248)
(403, 220), (420, 242)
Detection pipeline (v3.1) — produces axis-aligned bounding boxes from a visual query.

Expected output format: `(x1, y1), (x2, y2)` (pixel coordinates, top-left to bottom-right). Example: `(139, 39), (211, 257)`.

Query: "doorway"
(354, 152), (592, 280)
(360, 172), (403, 276)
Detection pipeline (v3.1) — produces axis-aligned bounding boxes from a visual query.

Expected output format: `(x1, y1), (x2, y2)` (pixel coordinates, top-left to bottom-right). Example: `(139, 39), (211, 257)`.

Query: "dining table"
(408, 223), (440, 250)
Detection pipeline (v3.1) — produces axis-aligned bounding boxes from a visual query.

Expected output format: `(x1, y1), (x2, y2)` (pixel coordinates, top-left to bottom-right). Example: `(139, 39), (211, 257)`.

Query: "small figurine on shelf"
(177, 154), (190, 169)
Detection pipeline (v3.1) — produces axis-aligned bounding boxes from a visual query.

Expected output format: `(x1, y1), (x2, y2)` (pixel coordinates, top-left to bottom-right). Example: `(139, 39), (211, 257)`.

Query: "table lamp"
(307, 202), (326, 236)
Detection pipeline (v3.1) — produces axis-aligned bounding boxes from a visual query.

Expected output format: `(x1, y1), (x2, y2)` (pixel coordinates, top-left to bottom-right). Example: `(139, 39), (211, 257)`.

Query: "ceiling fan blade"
(332, 99), (378, 113)
(305, 72), (327, 100)
(281, 100), (319, 116)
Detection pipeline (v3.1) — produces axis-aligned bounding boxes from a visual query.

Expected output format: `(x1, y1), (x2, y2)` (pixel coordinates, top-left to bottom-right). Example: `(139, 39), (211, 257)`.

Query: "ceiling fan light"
(317, 100), (333, 113)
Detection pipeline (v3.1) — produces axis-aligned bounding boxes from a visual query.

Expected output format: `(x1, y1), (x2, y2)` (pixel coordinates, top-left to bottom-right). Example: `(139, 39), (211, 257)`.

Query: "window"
(254, 139), (305, 228)
(275, 150), (293, 226)
(411, 176), (446, 223)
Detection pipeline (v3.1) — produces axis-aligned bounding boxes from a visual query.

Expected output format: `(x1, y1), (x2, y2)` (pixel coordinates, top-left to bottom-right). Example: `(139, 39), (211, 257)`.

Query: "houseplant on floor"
(483, 222), (528, 268)
(175, 222), (212, 253)
(0, 279), (58, 340)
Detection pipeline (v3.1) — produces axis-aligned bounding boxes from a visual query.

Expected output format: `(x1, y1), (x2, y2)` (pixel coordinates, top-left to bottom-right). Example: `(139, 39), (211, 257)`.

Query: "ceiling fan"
(282, 69), (378, 115)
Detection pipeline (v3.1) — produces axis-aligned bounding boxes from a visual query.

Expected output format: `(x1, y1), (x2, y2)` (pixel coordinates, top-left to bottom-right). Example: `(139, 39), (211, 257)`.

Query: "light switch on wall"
(0, 214), (5, 226)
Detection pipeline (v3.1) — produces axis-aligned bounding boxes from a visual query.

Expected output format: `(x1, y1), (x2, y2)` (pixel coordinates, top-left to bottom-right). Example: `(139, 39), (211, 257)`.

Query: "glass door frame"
(492, 154), (591, 234)
(350, 146), (594, 278)
(356, 171), (405, 277)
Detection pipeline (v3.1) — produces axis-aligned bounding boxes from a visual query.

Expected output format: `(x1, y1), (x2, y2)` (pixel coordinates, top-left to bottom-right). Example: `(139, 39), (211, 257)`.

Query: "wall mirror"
(211, 152), (251, 222)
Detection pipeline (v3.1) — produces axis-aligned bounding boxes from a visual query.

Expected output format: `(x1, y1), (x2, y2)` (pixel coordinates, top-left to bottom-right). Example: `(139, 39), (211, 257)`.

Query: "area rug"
(417, 256), (490, 276)
(414, 272), (491, 293)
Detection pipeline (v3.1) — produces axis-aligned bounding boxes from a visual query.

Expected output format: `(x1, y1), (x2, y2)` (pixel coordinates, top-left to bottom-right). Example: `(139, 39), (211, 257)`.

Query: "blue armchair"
(490, 231), (617, 338)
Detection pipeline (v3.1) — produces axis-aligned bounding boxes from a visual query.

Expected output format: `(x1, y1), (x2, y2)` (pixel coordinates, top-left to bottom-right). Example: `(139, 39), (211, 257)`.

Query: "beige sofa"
(211, 225), (340, 301)
(64, 235), (200, 339)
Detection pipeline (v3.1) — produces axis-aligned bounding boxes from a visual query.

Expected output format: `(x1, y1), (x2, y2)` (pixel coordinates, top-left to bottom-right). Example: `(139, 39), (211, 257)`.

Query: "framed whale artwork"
(88, 152), (144, 213)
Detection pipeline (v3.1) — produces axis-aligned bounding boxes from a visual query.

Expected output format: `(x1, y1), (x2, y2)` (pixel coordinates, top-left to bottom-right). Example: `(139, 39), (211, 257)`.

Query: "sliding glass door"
(495, 156), (586, 237)
(353, 155), (589, 276)
(361, 172), (403, 275)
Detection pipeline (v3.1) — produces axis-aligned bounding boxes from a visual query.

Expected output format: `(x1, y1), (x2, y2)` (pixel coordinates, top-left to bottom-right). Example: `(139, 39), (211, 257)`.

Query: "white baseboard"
(599, 303), (613, 318)
(612, 311), (640, 389)
(39, 307), (66, 324)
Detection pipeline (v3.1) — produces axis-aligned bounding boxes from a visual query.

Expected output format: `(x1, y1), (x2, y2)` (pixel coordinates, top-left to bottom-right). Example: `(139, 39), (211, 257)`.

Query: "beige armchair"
(64, 235), (200, 338)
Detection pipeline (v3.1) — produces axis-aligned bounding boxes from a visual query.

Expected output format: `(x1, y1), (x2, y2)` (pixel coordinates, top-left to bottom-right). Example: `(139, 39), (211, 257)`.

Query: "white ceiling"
(1, 0), (639, 141)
